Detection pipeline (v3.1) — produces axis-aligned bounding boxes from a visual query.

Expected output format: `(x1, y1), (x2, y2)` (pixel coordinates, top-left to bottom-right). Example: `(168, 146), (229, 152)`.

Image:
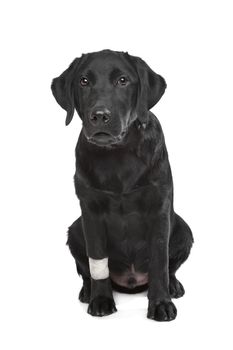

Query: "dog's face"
(51, 50), (166, 147)
(74, 51), (138, 146)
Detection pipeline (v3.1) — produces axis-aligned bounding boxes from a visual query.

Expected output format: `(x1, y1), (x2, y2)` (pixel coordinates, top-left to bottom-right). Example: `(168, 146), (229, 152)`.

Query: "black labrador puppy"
(51, 49), (193, 321)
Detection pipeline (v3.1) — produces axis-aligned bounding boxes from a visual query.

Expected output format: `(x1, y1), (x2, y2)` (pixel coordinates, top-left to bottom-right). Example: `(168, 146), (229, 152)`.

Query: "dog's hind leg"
(169, 214), (193, 298)
(67, 217), (91, 303)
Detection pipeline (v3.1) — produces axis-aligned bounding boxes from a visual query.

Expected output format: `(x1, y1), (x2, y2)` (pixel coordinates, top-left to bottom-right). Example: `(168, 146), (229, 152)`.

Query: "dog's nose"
(89, 109), (111, 126)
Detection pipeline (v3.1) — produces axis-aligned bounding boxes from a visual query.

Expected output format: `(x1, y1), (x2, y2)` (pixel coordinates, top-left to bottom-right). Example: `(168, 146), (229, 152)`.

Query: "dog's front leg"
(147, 204), (177, 321)
(80, 201), (117, 317)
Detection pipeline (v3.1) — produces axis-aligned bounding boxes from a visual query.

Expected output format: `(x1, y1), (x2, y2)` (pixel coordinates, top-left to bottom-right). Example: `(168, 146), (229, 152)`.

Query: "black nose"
(89, 109), (111, 126)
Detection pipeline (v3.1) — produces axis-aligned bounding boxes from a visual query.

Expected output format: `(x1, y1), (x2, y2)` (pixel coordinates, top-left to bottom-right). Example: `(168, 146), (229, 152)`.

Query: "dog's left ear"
(125, 54), (166, 126)
(51, 58), (80, 125)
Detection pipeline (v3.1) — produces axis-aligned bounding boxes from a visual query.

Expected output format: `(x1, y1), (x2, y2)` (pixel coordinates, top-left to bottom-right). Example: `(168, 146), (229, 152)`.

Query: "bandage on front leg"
(89, 257), (109, 280)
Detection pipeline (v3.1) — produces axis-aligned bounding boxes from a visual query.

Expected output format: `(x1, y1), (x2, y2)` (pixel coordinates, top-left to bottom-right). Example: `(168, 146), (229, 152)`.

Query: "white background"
(1, 0), (233, 349)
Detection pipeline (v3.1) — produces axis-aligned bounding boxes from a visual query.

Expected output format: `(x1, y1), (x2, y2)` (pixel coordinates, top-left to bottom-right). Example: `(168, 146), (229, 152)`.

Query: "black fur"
(51, 49), (193, 321)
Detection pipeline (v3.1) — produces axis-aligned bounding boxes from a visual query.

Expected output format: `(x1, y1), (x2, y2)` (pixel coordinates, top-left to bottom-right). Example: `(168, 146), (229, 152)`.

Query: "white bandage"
(89, 257), (109, 280)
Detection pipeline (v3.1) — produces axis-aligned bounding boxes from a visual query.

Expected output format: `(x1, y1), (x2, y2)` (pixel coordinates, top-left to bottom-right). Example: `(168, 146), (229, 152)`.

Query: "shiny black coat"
(51, 50), (193, 321)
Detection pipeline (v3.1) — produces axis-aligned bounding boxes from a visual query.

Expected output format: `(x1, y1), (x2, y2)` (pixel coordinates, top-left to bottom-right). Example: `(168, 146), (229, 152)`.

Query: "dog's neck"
(75, 113), (167, 193)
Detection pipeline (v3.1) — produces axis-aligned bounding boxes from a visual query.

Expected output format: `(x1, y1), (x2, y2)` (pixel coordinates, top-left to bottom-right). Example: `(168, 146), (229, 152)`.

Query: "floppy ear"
(51, 58), (80, 125)
(126, 54), (167, 127)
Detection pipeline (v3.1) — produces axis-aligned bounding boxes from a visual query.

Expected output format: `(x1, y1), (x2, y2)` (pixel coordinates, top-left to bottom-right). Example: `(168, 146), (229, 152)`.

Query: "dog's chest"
(95, 159), (146, 192)
(77, 148), (149, 193)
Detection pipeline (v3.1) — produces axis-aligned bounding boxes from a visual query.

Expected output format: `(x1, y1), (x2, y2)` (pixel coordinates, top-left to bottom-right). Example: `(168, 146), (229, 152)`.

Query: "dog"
(51, 49), (193, 321)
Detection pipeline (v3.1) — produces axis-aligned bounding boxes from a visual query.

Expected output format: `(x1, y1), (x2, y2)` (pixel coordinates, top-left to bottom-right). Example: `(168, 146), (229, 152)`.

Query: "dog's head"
(51, 50), (166, 147)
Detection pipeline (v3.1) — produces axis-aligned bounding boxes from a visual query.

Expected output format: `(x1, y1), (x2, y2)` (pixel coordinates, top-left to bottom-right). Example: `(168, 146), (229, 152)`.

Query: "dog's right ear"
(51, 58), (80, 125)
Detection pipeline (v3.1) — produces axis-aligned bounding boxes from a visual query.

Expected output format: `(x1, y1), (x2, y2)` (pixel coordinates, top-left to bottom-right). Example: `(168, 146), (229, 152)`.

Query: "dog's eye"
(117, 76), (128, 86)
(80, 77), (89, 87)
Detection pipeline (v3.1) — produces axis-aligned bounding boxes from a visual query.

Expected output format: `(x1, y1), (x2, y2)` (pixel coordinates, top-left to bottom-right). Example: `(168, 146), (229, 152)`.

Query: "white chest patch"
(88, 257), (109, 280)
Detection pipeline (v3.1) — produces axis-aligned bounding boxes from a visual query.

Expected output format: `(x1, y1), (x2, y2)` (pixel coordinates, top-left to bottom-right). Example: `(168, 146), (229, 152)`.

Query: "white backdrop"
(1, 0), (233, 349)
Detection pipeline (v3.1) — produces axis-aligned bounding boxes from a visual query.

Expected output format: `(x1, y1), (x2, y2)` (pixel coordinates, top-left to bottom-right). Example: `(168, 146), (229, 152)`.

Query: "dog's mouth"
(93, 132), (114, 141)
(87, 130), (127, 146)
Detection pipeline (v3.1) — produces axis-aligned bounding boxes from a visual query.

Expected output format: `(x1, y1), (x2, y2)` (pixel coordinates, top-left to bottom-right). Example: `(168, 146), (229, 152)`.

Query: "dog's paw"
(147, 300), (177, 321)
(87, 296), (117, 317)
(169, 275), (185, 299)
(79, 286), (91, 303)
